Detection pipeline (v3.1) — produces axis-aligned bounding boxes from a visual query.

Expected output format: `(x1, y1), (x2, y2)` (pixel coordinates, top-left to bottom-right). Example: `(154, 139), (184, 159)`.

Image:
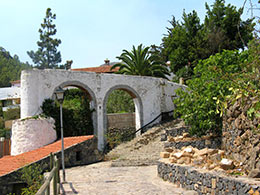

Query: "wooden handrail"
(36, 153), (60, 195)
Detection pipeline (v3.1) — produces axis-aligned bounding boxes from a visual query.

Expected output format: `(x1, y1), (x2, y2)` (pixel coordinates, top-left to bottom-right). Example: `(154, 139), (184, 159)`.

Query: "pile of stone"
(160, 146), (243, 174)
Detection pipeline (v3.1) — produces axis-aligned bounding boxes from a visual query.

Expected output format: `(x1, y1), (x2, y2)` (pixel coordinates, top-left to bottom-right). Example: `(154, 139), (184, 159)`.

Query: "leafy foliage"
(161, 0), (254, 80)
(162, 11), (207, 80)
(0, 47), (31, 87)
(173, 50), (247, 136)
(41, 88), (93, 138)
(112, 44), (170, 79)
(205, 0), (254, 53)
(27, 8), (62, 69)
(217, 37), (260, 124)
(20, 164), (43, 195)
(3, 108), (20, 121)
(107, 90), (134, 114)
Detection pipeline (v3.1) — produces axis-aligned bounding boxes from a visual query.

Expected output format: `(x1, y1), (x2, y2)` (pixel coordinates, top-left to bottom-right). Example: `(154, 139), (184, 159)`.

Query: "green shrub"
(3, 108), (20, 120)
(173, 50), (248, 136)
(41, 89), (94, 138)
(20, 164), (43, 195)
(0, 128), (11, 138)
(107, 90), (134, 114)
(0, 117), (4, 129)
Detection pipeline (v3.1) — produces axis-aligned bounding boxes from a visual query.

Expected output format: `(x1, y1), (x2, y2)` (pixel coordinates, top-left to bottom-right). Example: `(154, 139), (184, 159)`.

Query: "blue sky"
(0, 0), (258, 68)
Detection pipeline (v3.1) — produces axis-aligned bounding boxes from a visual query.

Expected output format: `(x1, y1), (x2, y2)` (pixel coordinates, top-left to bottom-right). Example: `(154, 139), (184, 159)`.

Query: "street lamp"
(55, 87), (66, 183)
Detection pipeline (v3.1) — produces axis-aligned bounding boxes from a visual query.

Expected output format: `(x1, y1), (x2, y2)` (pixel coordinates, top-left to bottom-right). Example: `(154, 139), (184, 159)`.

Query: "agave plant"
(111, 44), (170, 79)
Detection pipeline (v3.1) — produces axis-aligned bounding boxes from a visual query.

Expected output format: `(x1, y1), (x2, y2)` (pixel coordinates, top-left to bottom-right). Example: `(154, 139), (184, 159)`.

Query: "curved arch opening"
(103, 85), (143, 150)
(45, 81), (97, 138)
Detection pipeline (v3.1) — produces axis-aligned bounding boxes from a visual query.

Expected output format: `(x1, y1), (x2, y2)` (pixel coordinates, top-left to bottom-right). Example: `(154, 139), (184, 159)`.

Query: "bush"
(173, 50), (248, 136)
(20, 164), (43, 195)
(3, 108), (20, 120)
(41, 89), (94, 138)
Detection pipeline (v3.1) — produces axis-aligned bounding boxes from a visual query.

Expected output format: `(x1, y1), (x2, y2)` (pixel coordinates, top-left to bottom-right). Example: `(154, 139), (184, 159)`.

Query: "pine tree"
(27, 8), (62, 69)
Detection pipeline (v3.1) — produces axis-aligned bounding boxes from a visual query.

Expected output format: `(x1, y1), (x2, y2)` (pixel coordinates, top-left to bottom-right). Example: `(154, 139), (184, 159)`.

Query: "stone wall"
(158, 161), (260, 194)
(107, 113), (135, 129)
(222, 99), (260, 176)
(164, 136), (221, 150)
(0, 136), (102, 194)
(161, 126), (221, 150)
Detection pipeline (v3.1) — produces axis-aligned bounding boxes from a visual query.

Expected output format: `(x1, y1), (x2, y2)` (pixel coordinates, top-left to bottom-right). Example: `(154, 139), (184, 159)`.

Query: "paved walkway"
(61, 161), (197, 195)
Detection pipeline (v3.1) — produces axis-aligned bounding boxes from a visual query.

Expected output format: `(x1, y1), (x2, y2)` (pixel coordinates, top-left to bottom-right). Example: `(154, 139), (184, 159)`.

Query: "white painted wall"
(18, 69), (185, 152)
(11, 117), (56, 156)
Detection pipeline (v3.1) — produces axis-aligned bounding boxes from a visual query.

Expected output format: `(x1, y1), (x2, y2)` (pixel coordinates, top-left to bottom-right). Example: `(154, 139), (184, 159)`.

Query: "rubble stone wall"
(158, 161), (260, 194)
(164, 136), (221, 150)
(222, 100), (260, 174)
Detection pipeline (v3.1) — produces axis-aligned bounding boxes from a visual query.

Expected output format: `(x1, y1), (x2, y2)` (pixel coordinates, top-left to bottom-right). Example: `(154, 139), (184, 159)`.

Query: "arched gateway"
(20, 69), (185, 151)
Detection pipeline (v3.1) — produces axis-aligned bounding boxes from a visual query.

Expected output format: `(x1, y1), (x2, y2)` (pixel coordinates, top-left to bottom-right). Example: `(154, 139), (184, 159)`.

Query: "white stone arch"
(52, 80), (98, 136)
(102, 84), (144, 142)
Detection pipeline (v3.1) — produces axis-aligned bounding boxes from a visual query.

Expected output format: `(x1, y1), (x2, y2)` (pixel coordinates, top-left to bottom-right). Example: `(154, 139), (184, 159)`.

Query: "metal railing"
(36, 153), (60, 195)
(135, 110), (174, 135)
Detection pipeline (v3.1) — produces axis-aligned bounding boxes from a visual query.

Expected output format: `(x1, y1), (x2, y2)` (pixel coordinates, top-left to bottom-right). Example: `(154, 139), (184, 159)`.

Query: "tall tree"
(205, 0), (255, 54)
(27, 8), (62, 69)
(161, 0), (255, 81)
(111, 44), (170, 79)
(161, 11), (206, 79)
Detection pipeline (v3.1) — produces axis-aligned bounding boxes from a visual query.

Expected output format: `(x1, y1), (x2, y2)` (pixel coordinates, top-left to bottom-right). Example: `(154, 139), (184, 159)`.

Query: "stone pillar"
(97, 101), (105, 151)
(134, 98), (142, 136)
(20, 70), (41, 118)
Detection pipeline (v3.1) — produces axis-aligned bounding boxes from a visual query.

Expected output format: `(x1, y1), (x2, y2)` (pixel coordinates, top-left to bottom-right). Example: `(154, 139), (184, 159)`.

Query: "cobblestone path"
(61, 161), (197, 195)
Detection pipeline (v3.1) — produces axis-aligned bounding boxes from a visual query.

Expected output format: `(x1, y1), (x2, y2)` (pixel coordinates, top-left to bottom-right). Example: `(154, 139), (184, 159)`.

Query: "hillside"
(0, 47), (31, 87)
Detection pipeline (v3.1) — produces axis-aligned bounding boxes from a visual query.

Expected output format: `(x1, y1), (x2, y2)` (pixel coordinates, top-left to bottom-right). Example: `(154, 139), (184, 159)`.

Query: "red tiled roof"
(72, 65), (119, 73)
(10, 80), (21, 84)
(0, 136), (93, 176)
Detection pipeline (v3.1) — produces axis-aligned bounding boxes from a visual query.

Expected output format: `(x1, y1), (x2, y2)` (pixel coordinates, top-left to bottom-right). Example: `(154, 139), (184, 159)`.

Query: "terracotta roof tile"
(0, 136), (93, 176)
(10, 80), (21, 84)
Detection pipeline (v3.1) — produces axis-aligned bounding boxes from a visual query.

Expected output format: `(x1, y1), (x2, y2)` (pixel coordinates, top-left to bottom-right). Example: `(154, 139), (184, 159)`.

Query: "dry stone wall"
(222, 99), (260, 176)
(158, 161), (260, 194)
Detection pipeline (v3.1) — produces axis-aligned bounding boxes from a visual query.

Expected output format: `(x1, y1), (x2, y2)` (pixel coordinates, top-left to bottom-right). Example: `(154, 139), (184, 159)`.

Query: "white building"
(0, 80), (20, 111)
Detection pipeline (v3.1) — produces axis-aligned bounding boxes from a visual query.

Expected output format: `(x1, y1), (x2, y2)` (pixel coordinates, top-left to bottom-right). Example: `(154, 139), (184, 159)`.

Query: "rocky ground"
(105, 119), (186, 166)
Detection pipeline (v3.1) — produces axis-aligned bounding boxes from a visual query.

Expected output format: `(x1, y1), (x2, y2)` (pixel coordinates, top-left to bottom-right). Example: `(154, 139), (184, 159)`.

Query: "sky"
(0, 0), (258, 69)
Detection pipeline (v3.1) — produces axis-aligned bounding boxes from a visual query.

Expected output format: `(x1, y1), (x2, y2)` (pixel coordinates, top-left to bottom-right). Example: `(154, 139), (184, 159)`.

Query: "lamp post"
(55, 87), (66, 183)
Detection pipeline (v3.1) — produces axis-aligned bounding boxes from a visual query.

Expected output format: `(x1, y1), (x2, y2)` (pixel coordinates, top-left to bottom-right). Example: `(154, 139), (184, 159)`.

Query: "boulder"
(165, 148), (173, 153)
(220, 158), (235, 170)
(160, 152), (170, 158)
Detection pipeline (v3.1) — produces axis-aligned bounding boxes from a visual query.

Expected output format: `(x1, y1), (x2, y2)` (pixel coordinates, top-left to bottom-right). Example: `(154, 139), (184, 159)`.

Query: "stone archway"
(102, 85), (144, 144)
(52, 80), (98, 136)
(19, 69), (184, 153)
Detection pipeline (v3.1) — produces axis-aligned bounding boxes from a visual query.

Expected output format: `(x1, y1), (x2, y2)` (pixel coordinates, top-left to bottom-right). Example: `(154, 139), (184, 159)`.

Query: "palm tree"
(111, 44), (170, 79)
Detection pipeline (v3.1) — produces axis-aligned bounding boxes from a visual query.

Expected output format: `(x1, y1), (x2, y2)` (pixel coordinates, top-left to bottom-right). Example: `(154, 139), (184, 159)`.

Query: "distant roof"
(72, 64), (119, 73)
(10, 80), (21, 85)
